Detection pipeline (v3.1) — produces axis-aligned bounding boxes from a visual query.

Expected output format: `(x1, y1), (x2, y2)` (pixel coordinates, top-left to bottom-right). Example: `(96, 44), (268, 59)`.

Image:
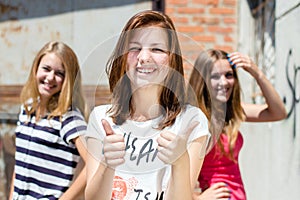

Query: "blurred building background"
(0, 0), (299, 199)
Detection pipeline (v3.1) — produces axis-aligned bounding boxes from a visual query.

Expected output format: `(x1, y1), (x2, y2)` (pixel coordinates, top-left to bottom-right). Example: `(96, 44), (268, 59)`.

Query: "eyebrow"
(129, 41), (167, 46)
(43, 64), (65, 73)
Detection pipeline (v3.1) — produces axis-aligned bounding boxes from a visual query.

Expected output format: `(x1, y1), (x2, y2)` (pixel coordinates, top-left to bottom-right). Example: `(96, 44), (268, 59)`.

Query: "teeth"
(43, 82), (54, 88)
(136, 68), (156, 73)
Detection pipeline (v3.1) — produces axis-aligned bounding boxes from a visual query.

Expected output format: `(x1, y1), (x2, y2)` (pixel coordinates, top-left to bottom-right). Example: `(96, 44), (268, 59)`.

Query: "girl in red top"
(189, 49), (287, 200)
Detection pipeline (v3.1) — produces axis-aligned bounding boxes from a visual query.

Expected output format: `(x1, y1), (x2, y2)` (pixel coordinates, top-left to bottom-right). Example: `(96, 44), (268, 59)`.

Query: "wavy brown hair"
(189, 49), (245, 160)
(106, 10), (186, 129)
(20, 41), (89, 121)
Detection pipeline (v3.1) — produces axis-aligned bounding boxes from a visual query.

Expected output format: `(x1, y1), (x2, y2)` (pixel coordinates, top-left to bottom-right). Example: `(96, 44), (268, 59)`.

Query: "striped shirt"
(13, 105), (87, 200)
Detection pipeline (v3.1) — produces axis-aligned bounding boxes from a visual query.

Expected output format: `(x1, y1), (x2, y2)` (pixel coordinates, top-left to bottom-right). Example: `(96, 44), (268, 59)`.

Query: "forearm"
(59, 166), (86, 200)
(9, 172), (15, 200)
(85, 163), (115, 200)
(164, 152), (192, 200)
(255, 70), (287, 120)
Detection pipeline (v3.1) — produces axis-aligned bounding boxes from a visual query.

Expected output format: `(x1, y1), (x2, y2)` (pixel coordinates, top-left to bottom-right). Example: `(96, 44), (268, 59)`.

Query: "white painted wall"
(273, 0), (300, 199)
(238, 0), (300, 199)
(0, 1), (152, 85)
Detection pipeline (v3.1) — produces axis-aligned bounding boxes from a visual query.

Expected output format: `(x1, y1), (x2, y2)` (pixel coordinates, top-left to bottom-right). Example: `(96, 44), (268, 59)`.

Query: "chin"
(215, 97), (228, 103)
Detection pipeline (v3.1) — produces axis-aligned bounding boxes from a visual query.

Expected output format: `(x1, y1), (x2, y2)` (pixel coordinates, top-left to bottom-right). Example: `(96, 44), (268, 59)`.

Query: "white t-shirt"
(86, 104), (209, 200)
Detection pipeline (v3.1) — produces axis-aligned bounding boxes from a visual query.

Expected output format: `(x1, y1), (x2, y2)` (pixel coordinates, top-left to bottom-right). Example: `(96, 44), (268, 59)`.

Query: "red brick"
(165, 7), (175, 14)
(214, 45), (233, 52)
(192, 0), (219, 6)
(224, 35), (233, 42)
(177, 7), (205, 14)
(207, 26), (233, 33)
(167, 0), (188, 5)
(177, 26), (205, 33)
(181, 43), (204, 51)
(193, 35), (216, 42)
(223, 17), (236, 24)
(172, 16), (189, 24)
(193, 16), (220, 25)
(210, 7), (235, 15)
(224, 0), (237, 6)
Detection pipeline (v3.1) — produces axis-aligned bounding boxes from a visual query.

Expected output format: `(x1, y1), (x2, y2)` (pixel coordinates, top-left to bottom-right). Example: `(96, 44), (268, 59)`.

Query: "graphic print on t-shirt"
(112, 176), (138, 200)
(112, 118), (167, 173)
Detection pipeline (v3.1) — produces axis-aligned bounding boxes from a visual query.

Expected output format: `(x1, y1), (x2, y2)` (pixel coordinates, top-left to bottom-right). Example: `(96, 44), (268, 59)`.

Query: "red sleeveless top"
(198, 132), (246, 200)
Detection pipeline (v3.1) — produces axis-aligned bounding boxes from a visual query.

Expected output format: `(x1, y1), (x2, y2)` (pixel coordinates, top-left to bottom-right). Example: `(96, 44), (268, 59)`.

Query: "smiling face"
(209, 59), (235, 103)
(126, 27), (170, 90)
(36, 53), (65, 103)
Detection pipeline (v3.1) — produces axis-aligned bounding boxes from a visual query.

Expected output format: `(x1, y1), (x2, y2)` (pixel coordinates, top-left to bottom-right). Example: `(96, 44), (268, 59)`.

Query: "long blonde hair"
(20, 41), (89, 121)
(106, 10), (186, 129)
(189, 49), (245, 160)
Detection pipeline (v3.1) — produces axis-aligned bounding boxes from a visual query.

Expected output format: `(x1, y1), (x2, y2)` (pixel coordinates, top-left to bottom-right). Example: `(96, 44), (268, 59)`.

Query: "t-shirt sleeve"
(184, 105), (210, 144)
(60, 109), (87, 144)
(170, 105), (210, 162)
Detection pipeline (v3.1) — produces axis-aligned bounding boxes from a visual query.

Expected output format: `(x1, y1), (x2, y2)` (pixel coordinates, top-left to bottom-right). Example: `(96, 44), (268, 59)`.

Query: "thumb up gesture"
(156, 121), (199, 165)
(101, 119), (126, 168)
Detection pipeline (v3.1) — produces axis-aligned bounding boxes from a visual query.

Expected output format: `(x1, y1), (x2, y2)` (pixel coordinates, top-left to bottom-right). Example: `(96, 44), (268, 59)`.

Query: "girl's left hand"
(156, 121), (199, 164)
(227, 52), (260, 78)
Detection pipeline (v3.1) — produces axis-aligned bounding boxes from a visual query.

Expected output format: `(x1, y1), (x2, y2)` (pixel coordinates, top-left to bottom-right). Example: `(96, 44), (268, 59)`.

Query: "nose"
(219, 75), (229, 86)
(46, 70), (55, 81)
(137, 48), (151, 64)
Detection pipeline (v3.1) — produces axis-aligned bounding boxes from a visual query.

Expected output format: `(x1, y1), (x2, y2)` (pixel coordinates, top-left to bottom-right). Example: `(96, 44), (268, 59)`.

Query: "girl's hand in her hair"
(101, 119), (126, 168)
(194, 182), (231, 200)
(156, 122), (199, 165)
(227, 52), (262, 79)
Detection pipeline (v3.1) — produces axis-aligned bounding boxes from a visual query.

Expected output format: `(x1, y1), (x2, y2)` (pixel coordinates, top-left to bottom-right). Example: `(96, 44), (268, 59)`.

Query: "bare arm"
(166, 152), (193, 200)
(189, 136), (208, 189)
(8, 171), (15, 200)
(229, 52), (287, 122)
(157, 122), (206, 200)
(85, 119), (125, 200)
(85, 152), (115, 200)
(59, 136), (87, 200)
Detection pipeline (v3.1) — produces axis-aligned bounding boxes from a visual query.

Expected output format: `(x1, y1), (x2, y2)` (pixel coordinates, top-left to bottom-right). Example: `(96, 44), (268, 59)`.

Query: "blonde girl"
(10, 41), (88, 200)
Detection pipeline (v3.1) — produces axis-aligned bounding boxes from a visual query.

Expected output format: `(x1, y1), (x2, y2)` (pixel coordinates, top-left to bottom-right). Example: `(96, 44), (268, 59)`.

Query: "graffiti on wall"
(284, 48), (300, 138)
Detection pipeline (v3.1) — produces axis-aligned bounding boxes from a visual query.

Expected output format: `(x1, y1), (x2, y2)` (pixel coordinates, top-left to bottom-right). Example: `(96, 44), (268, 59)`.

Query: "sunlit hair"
(106, 10), (186, 129)
(189, 49), (245, 160)
(20, 41), (89, 121)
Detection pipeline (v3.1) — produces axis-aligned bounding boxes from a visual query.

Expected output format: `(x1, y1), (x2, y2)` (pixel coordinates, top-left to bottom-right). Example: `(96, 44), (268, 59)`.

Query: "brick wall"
(165, 0), (238, 77)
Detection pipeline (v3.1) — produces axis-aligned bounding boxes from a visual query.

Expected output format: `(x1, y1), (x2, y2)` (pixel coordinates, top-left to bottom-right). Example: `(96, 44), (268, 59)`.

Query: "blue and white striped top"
(13, 105), (87, 200)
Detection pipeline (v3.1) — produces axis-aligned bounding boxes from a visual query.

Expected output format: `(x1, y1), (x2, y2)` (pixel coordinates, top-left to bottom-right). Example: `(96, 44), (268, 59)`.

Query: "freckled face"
(36, 53), (65, 103)
(209, 59), (235, 103)
(126, 27), (170, 90)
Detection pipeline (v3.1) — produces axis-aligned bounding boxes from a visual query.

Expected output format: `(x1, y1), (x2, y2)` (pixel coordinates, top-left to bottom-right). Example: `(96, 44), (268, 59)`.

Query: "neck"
(38, 97), (49, 116)
(130, 85), (162, 121)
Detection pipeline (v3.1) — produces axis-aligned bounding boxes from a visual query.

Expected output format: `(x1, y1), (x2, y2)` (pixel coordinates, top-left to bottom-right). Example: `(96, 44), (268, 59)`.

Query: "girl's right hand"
(194, 182), (231, 200)
(101, 119), (126, 168)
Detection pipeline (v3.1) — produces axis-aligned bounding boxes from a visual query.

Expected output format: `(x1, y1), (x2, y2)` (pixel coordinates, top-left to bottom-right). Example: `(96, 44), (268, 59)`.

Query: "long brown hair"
(106, 10), (186, 129)
(20, 41), (89, 121)
(189, 49), (245, 160)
